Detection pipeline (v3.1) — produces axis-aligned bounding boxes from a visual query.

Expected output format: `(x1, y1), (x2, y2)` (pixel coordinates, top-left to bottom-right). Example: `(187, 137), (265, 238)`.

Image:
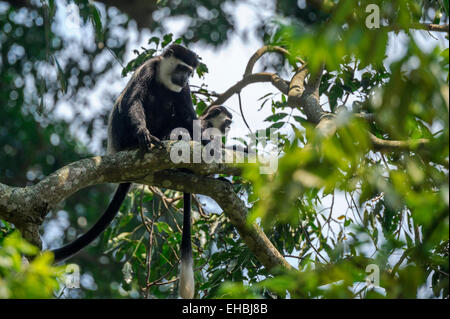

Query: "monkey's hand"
(137, 127), (164, 150)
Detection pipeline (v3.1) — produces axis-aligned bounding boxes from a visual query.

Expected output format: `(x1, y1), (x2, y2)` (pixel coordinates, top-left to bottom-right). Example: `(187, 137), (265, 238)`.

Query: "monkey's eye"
(224, 119), (232, 127)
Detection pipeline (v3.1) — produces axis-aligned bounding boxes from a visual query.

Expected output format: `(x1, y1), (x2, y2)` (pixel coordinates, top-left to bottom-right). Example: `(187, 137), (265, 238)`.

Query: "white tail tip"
(179, 257), (195, 299)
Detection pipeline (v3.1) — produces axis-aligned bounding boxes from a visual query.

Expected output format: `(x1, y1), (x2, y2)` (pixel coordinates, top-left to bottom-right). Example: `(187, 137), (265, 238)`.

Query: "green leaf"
(89, 3), (103, 43)
(196, 62), (209, 78)
(148, 36), (160, 46)
(53, 57), (67, 94)
(269, 121), (285, 129)
(162, 33), (173, 48)
(442, 0), (449, 16)
(155, 222), (173, 234)
(328, 84), (343, 111)
(264, 113), (288, 122)
(258, 93), (273, 101)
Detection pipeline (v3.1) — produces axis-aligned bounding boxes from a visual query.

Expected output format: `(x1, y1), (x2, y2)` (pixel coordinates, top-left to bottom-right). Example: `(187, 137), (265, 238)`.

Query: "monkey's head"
(158, 44), (199, 93)
(200, 105), (233, 136)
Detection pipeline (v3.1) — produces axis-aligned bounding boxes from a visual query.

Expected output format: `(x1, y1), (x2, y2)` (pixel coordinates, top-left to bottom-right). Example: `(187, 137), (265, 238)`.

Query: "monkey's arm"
(128, 101), (162, 150)
(126, 71), (164, 150)
(178, 85), (198, 136)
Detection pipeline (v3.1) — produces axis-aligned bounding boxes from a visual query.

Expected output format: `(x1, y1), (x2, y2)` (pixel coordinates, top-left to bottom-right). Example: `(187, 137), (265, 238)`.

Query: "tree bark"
(0, 142), (292, 271)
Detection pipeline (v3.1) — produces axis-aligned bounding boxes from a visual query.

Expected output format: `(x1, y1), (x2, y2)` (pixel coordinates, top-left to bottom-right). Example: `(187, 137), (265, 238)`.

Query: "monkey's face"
(158, 56), (195, 93)
(171, 63), (193, 88)
(201, 106), (233, 135)
(210, 113), (232, 134)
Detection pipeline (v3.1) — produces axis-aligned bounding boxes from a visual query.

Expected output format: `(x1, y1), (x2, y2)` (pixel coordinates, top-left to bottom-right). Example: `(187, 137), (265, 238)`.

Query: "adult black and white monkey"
(51, 44), (200, 298)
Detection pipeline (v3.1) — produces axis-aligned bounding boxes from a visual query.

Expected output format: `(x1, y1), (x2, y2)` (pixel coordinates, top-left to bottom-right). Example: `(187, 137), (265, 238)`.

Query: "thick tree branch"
(244, 45), (305, 77)
(304, 64), (324, 99)
(211, 47), (434, 157)
(288, 65), (326, 124)
(309, 113), (433, 153)
(287, 66), (308, 103)
(390, 23), (450, 33)
(0, 142), (291, 272)
(211, 72), (289, 106)
(0, 142), (239, 243)
(142, 171), (293, 271)
(205, 46), (293, 109)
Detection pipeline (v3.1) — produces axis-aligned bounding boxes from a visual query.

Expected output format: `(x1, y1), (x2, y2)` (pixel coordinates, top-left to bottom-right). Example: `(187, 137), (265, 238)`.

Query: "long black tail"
(51, 183), (132, 262)
(179, 192), (194, 298)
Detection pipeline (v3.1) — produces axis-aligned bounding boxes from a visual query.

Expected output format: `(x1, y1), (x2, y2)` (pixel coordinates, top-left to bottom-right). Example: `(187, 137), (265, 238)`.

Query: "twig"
(300, 225), (329, 264)
(369, 133), (430, 152)
(244, 45), (305, 77)
(238, 91), (253, 135)
(211, 72), (289, 106)
(391, 249), (409, 275)
(393, 23), (449, 33)
(192, 194), (208, 219)
(140, 185), (157, 298)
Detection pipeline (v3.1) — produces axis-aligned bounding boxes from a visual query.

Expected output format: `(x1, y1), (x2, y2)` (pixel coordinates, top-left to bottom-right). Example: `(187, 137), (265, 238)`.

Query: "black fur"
(200, 105), (233, 135)
(201, 105), (232, 122)
(163, 44), (199, 69)
(52, 183), (131, 261)
(109, 57), (198, 152)
(51, 45), (199, 262)
(181, 193), (192, 261)
(200, 105), (248, 154)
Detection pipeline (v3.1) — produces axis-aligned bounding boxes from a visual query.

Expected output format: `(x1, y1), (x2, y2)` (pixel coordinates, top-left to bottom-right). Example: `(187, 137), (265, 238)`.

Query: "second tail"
(179, 192), (194, 299)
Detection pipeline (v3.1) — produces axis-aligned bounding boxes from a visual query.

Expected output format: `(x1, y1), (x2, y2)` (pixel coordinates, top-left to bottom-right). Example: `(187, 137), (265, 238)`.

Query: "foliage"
(0, 231), (62, 298)
(153, 0), (238, 45)
(121, 33), (208, 79)
(0, 0), (129, 298)
(0, 0), (448, 299)
(241, 0), (449, 298)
